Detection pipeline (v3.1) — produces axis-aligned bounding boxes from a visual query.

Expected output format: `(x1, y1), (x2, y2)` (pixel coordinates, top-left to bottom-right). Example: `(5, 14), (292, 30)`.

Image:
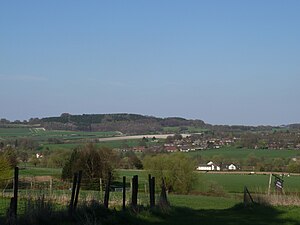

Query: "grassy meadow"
(188, 147), (300, 160)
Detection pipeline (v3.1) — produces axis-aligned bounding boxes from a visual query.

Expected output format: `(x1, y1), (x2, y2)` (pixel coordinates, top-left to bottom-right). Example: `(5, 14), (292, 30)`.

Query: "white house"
(197, 161), (220, 171)
(228, 163), (237, 170)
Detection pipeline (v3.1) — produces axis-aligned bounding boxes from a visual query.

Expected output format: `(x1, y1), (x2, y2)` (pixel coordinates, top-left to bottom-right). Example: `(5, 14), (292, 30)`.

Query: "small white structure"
(228, 163), (237, 170)
(197, 161), (220, 171)
(36, 153), (43, 159)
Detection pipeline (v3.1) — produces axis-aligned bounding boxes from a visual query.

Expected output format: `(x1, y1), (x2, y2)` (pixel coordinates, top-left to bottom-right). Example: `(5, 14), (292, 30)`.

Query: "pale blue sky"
(1, 1), (299, 125)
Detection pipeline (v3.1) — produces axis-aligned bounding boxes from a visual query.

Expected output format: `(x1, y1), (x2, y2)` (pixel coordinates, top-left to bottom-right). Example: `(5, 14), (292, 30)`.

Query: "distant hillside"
(39, 113), (206, 134)
(1, 113), (296, 134)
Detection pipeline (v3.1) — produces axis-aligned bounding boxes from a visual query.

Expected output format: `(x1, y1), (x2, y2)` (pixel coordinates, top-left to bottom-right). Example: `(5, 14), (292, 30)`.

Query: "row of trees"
(59, 143), (196, 194)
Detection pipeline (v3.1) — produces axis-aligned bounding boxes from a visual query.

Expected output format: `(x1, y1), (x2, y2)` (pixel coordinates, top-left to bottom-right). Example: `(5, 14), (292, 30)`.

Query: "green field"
(188, 147), (300, 160)
(19, 167), (62, 177)
(17, 168), (300, 194)
(195, 173), (300, 193)
(115, 170), (300, 195)
(0, 127), (119, 142)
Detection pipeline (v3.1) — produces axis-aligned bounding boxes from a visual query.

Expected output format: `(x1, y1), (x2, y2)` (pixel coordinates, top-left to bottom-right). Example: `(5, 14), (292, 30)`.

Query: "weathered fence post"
(104, 172), (112, 208)
(131, 175), (138, 208)
(159, 177), (169, 206)
(9, 167), (19, 225)
(244, 186), (254, 207)
(268, 174), (272, 195)
(69, 172), (78, 214)
(49, 178), (53, 196)
(122, 176), (126, 211)
(243, 186), (247, 206)
(148, 174), (151, 199)
(74, 170), (83, 210)
(151, 177), (155, 207)
(148, 174), (155, 208)
(13, 167), (19, 218)
(99, 178), (103, 201)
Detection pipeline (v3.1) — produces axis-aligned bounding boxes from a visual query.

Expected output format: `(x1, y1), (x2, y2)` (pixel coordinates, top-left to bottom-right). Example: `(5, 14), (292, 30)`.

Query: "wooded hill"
(1, 113), (298, 134)
(39, 113), (206, 134)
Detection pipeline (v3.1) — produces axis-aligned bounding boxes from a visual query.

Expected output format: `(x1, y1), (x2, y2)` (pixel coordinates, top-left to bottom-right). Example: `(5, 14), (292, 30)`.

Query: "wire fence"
(0, 176), (14, 217)
(0, 168), (161, 222)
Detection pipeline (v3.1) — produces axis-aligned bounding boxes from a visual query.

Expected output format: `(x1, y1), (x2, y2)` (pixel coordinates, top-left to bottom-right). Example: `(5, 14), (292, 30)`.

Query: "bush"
(143, 154), (197, 194)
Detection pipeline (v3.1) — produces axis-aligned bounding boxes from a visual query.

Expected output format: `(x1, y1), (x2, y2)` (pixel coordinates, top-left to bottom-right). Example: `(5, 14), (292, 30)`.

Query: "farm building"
(196, 161), (220, 171)
(227, 163), (237, 170)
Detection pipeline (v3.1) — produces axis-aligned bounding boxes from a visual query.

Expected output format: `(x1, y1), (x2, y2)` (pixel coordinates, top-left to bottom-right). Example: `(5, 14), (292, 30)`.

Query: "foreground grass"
(1, 201), (300, 225)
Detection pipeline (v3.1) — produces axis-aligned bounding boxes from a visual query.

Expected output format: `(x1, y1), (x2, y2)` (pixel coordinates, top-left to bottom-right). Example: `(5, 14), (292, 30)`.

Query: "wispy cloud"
(0, 74), (48, 82)
(85, 78), (133, 88)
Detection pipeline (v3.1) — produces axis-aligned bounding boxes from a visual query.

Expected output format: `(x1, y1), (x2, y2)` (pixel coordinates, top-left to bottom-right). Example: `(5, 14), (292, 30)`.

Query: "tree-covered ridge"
(38, 113), (206, 133)
(1, 113), (299, 135)
(41, 113), (154, 124)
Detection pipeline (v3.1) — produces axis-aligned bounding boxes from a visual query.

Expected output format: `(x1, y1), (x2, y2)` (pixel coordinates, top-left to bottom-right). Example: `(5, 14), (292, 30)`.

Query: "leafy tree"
(165, 136), (173, 144)
(39, 150), (71, 168)
(30, 156), (40, 167)
(143, 154), (196, 194)
(126, 151), (143, 169)
(18, 150), (29, 167)
(62, 143), (117, 183)
(173, 134), (183, 141)
(3, 147), (17, 167)
(0, 155), (13, 188)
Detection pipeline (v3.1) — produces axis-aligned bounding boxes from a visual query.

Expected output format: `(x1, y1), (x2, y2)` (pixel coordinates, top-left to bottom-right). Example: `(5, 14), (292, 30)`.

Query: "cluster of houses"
(117, 135), (237, 153)
(196, 161), (238, 171)
(163, 136), (236, 153)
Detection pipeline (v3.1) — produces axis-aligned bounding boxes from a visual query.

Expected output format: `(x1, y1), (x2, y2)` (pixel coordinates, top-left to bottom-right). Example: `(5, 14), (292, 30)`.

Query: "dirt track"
(98, 133), (194, 142)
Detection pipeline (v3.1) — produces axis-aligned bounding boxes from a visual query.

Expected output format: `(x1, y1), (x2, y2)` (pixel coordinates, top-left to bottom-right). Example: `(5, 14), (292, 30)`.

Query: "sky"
(0, 1), (300, 125)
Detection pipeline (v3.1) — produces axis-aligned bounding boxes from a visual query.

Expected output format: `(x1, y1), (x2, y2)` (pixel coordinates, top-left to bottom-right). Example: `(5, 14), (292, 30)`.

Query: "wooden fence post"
(13, 167), (19, 218)
(151, 177), (155, 207)
(99, 178), (103, 201)
(244, 186), (254, 207)
(148, 174), (152, 202)
(74, 170), (82, 210)
(49, 178), (53, 196)
(243, 186), (247, 207)
(159, 177), (169, 206)
(131, 175), (138, 207)
(122, 176), (126, 211)
(148, 174), (155, 208)
(268, 174), (272, 195)
(69, 172), (78, 214)
(104, 172), (112, 208)
(9, 167), (19, 225)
